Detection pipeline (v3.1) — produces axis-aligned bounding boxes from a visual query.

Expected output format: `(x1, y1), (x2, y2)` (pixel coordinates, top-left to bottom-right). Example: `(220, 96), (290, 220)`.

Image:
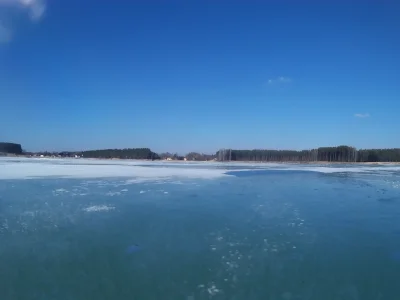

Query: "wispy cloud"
(354, 113), (370, 118)
(267, 76), (292, 85)
(22, 0), (46, 21)
(0, 0), (46, 43)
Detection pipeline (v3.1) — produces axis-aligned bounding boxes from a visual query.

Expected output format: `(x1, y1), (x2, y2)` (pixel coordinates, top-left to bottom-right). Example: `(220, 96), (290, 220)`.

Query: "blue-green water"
(1, 159), (400, 299)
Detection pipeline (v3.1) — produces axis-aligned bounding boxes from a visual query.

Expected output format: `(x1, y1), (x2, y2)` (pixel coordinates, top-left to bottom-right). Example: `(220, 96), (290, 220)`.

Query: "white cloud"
(0, 0), (46, 43)
(354, 113), (370, 118)
(268, 76), (292, 85)
(20, 0), (46, 21)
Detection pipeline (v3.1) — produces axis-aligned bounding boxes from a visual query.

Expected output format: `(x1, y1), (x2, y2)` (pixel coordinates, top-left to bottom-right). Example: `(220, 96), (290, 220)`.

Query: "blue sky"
(0, 0), (399, 153)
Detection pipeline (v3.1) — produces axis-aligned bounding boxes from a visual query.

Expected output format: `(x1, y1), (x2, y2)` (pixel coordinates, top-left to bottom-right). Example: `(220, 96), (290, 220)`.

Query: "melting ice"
(1, 157), (400, 299)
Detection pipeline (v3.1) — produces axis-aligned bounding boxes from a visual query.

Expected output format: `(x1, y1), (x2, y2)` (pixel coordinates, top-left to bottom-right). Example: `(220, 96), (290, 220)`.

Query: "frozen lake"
(1, 158), (400, 299)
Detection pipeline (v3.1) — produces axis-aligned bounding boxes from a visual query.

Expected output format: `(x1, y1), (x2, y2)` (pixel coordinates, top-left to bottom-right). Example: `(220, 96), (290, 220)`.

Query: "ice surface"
(225, 165), (400, 174)
(1, 158), (400, 299)
(283, 166), (400, 173)
(1, 157), (400, 181)
(0, 158), (230, 180)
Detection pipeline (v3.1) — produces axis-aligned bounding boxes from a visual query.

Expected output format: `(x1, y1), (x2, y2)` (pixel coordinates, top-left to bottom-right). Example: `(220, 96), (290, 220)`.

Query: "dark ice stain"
(377, 197), (398, 203)
(391, 251), (400, 262)
(126, 244), (140, 254)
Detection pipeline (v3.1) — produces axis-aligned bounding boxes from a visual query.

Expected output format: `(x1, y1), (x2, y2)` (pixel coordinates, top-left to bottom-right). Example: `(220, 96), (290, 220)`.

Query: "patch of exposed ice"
(392, 181), (400, 189)
(82, 205), (115, 212)
(207, 283), (221, 296)
(0, 158), (229, 180)
(106, 191), (121, 196)
(281, 291), (293, 300)
(1, 219), (9, 232)
(171, 180), (183, 184)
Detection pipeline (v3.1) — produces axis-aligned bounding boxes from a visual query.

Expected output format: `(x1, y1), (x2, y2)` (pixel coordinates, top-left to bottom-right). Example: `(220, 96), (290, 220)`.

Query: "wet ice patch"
(227, 165), (400, 176)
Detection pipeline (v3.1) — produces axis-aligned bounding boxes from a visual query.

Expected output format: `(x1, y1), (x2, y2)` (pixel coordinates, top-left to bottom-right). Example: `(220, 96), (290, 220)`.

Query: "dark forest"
(216, 146), (400, 162)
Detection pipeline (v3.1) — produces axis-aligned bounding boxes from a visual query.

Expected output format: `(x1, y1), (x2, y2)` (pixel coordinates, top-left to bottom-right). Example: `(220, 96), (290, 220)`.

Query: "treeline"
(216, 146), (400, 162)
(158, 152), (216, 161)
(217, 149), (319, 162)
(317, 146), (357, 162)
(80, 148), (160, 160)
(185, 152), (216, 161)
(4, 142), (400, 163)
(0, 142), (22, 155)
(357, 149), (400, 162)
(159, 152), (185, 160)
